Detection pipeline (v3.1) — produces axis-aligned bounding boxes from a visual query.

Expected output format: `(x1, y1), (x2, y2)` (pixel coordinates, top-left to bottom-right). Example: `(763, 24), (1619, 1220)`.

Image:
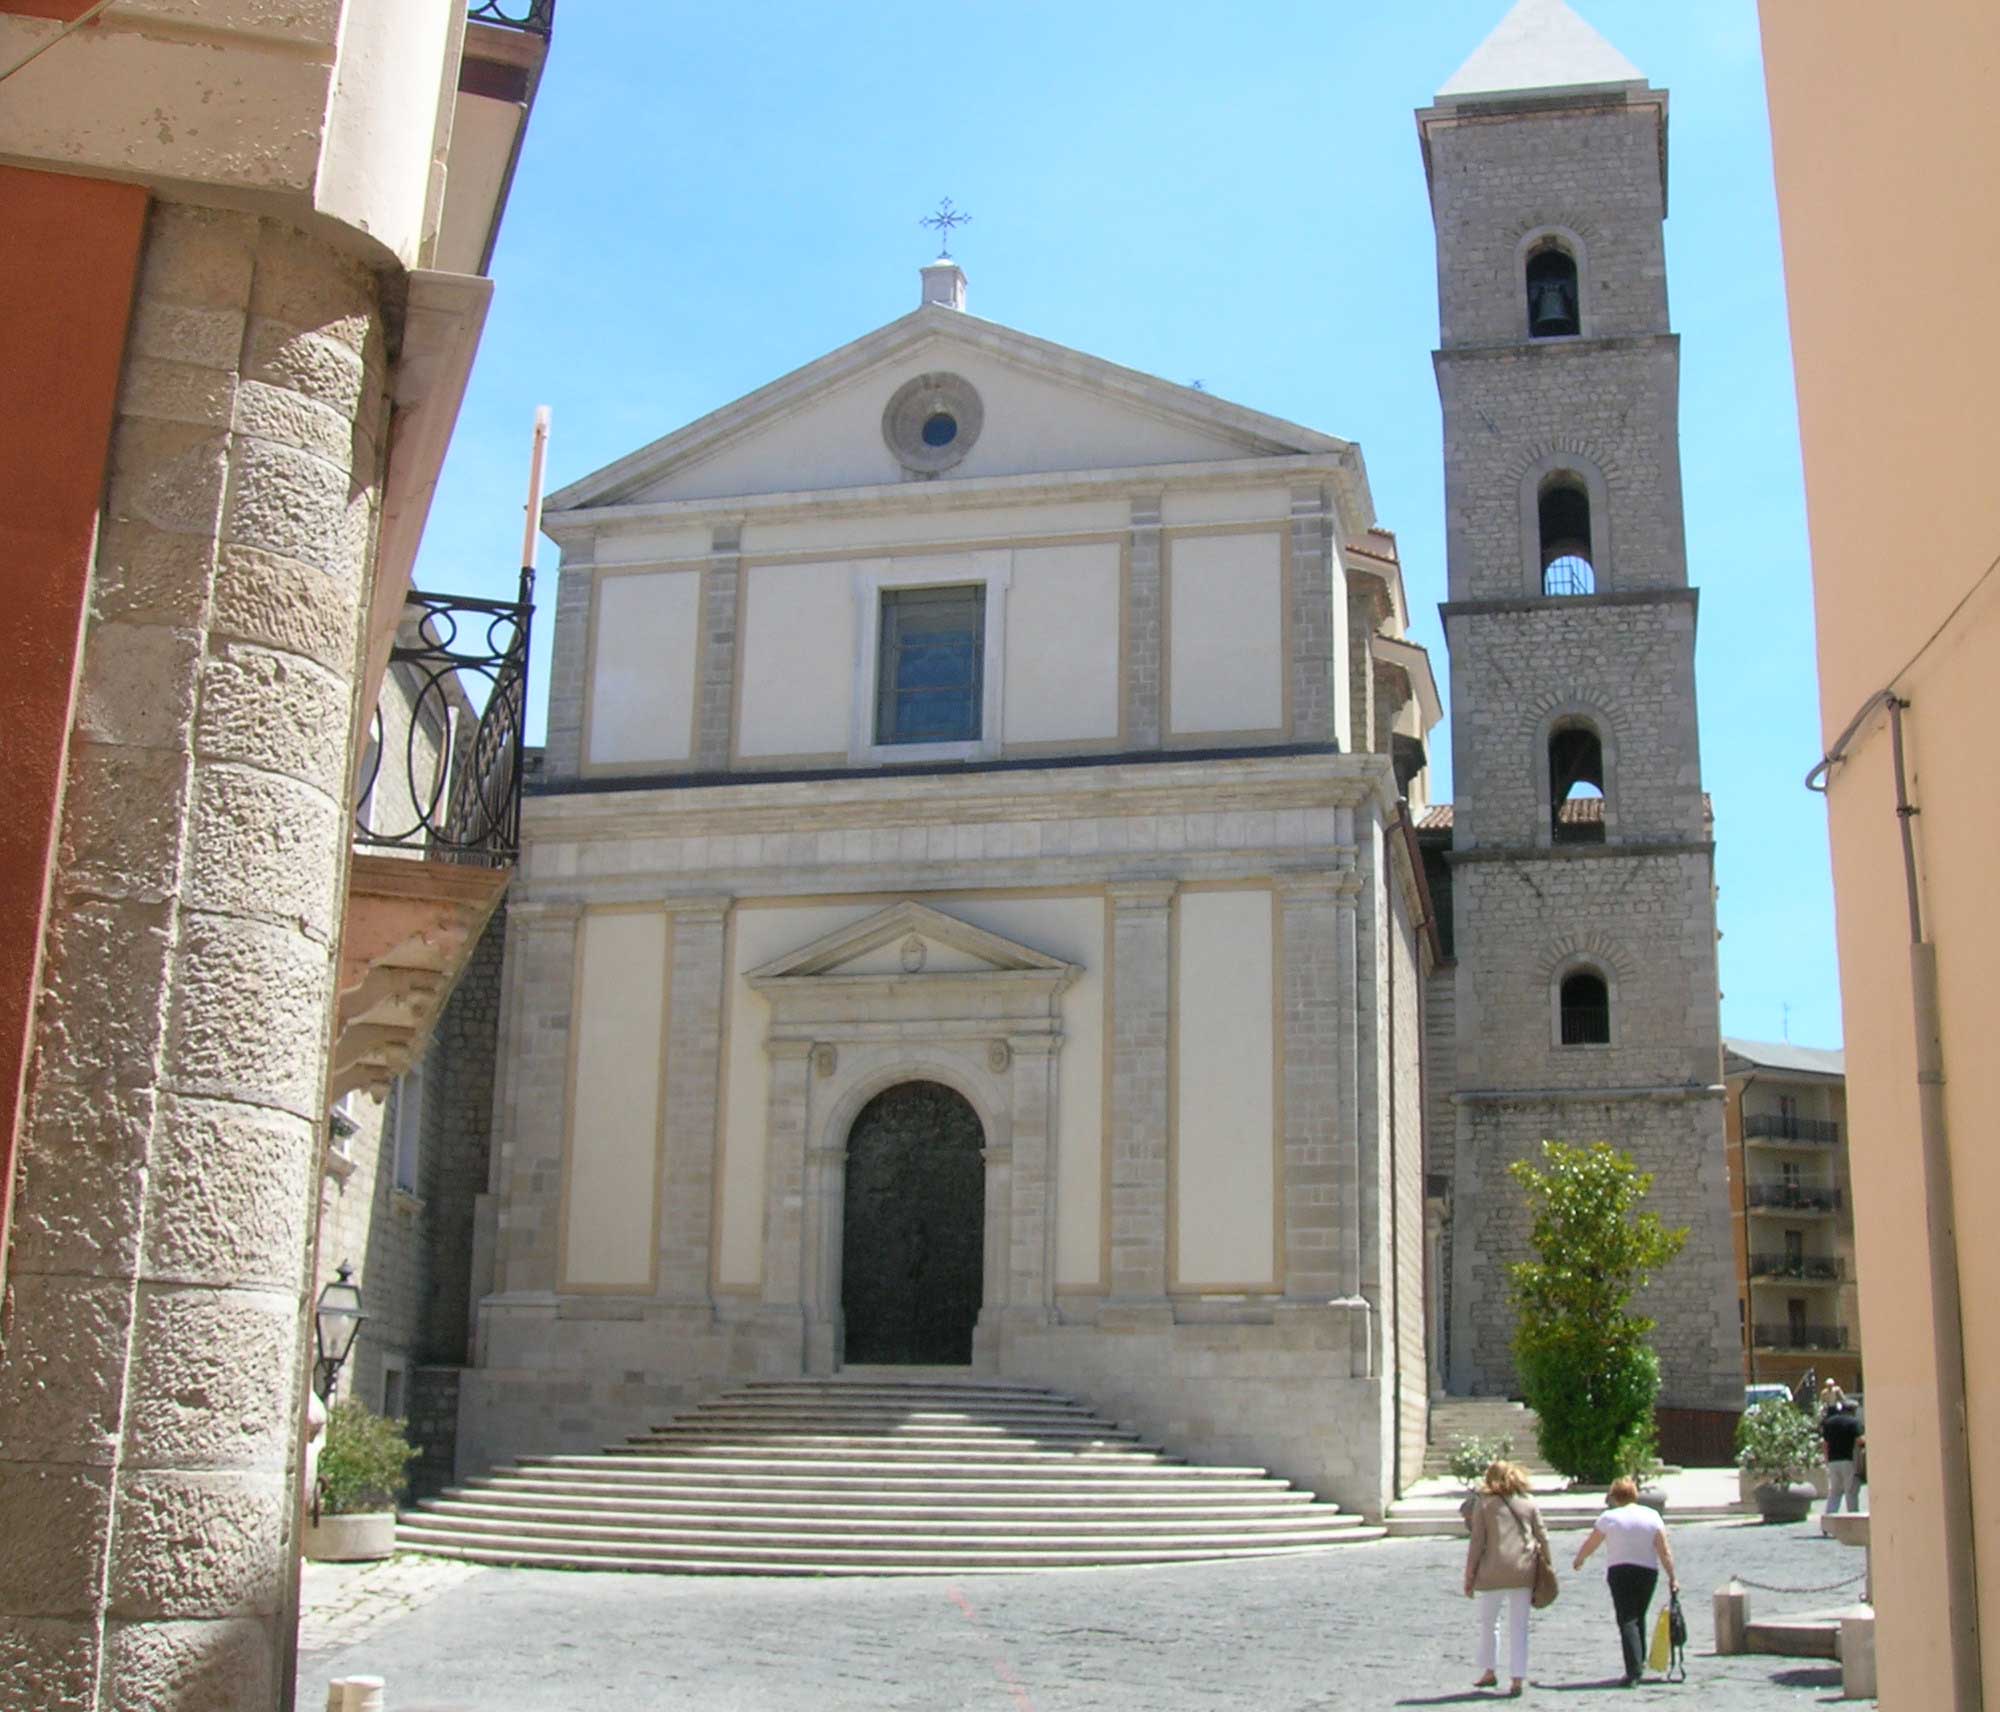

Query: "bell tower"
(1418, 0), (1739, 1411)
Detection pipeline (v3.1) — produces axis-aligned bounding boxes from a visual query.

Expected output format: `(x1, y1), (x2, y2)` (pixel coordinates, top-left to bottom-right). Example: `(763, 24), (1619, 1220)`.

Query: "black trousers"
(1607, 1564), (1659, 1681)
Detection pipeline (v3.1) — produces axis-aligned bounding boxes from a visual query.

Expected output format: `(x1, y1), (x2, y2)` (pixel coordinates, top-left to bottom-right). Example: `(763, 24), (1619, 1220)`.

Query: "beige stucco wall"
(1003, 544), (1121, 746)
(1761, 1), (2000, 1703)
(586, 568), (702, 767)
(736, 561), (855, 761)
(561, 908), (669, 1289)
(1166, 530), (1285, 738)
(1173, 887), (1277, 1288)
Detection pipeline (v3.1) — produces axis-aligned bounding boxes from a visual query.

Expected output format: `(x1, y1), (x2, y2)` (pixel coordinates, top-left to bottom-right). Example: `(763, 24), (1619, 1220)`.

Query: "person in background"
(1572, 1476), (1679, 1687)
(1463, 1460), (1550, 1697)
(1822, 1398), (1865, 1514)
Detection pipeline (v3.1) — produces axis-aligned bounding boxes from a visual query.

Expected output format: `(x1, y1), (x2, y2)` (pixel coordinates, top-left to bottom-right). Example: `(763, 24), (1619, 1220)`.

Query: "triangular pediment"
(546, 305), (1349, 512)
(745, 901), (1076, 986)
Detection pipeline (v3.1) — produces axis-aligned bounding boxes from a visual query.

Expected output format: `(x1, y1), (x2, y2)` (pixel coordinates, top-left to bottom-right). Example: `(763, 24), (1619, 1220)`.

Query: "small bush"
(1446, 1434), (1516, 1487)
(319, 1399), (417, 1515)
(1735, 1399), (1819, 1486)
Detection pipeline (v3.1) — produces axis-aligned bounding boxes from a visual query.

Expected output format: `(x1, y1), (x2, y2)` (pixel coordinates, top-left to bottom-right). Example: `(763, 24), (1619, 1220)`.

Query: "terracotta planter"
(1750, 1480), (1816, 1523)
(304, 1511), (397, 1562)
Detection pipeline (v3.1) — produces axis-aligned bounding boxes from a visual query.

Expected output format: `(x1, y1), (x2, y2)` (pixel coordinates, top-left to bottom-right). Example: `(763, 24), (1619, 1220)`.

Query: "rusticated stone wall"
(0, 201), (385, 1710)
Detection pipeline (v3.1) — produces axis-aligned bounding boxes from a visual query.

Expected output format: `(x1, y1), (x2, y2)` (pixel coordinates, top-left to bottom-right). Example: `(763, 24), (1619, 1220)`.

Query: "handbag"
(1667, 1590), (1688, 1683)
(1504, 1497), (1559, 1609)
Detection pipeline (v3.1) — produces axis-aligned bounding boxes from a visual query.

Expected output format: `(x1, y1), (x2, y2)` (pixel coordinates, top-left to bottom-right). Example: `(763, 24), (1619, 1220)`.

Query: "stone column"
(1289, 485), (1336, 744)
(1122, 495), (1164, 749)
(489, 898), (581, 1298)
(1105, 880), (1174, 1317)
(655, 898), (729, 1305)
(692, 525), (740, 773)
(0, 206), (385, 1706)
(540, 541), (595, 781)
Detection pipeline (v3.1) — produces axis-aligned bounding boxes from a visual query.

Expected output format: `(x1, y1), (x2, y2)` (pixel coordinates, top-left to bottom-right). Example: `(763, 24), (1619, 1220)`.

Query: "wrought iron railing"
(1747, 1253), (1845, 1282)
(1744, 1113), (1842, 1145)
(354, 571), (533, 867)
(1559, 1006), (1611, 1045)
(467, 0), (555, 35)
(1752, 1323), (1848, 1352)
(1746, 1181), (1843, 1213)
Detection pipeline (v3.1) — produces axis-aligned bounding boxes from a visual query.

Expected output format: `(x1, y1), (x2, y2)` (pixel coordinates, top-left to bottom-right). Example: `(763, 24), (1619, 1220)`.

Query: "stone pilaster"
(1276, 869), (1362, 1302)
(0, 205), (385, 1707)
(1288, 486), (1336, 744)
(1003, 1035), (1060, 1323)
(489, 898), (580, 1297)
(1346, 578), (1378, 763)
(692, 526), (740, 772)
(655, 897), (729, 1303)
(1122, 496), (1163, 749)
(758, 1039), (815, 1328)
(540, 541), (595, 780)
(1105, 880), (1174, 1312)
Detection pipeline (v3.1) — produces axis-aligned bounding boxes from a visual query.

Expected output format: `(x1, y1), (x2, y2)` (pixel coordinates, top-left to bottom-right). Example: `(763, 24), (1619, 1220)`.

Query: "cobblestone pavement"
(297, 1520), (1871, 1710)
(299, 1555), (486, 1656)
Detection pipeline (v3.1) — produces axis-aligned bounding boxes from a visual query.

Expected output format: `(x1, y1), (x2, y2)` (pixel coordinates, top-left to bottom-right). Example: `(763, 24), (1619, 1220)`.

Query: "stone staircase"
(398, 1376), (1383, 1575)
(1420, 1397), (1552, 1479)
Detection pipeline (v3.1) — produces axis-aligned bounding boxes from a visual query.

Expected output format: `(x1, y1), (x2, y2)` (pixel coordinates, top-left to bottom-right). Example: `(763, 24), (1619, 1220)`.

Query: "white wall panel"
(587, 570), (700, 767)
(1168, 532), (1283, 736)
(738, 561), (854, 757)
(1004, 544), (1121, 745)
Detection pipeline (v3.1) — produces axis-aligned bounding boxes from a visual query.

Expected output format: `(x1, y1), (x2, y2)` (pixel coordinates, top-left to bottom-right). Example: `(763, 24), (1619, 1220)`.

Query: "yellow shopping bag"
(1647, 1603), (1673, 1673)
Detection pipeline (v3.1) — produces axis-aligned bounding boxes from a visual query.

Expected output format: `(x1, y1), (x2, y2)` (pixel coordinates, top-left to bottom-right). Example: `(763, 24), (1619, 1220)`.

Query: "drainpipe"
(1808, 689), (1981, 1712)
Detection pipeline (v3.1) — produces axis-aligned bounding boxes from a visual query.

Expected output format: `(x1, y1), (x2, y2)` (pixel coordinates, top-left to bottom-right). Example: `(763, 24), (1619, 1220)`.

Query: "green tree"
(1507, 1140), (1688, 1484)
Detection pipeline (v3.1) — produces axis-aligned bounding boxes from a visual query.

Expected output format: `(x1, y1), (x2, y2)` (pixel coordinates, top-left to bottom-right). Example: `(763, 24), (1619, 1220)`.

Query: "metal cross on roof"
(920, 198), (972, 258)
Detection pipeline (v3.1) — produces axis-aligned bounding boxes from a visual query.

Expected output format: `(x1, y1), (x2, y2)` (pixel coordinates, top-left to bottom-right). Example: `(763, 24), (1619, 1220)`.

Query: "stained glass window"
(876, 585), (984, 745)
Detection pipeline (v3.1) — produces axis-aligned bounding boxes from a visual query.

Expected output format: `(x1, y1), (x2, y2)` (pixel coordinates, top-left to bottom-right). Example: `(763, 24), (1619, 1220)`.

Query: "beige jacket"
(1465, 1493), (1551, 1592)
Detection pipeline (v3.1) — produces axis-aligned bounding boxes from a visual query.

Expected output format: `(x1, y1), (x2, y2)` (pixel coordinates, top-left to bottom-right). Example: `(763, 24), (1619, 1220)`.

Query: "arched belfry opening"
(1548, 718), (1606, 843)
(1526, 244), (1580, 338)
(1539, 475), (1595, 595)
(840, 1080), (986, 1365)
(1559, 969), (1612, 1046)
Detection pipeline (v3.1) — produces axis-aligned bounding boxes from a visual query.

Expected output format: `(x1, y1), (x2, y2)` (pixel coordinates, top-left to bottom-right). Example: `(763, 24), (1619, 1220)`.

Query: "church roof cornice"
(543, 302), (1356, 518)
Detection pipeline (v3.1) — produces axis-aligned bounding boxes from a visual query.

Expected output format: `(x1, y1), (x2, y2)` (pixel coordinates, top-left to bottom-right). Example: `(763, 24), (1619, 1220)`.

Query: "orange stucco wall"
(0, 166), (149, 1283)
(1761, 2), (2000, 1705)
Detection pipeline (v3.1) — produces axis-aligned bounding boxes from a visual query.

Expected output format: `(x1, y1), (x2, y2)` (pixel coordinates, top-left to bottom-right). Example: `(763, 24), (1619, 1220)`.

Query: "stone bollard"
(326, 1678), (386, 1712)
(1839, 1613), (1878, 1700)
(1713, 1578), (1750, 1655)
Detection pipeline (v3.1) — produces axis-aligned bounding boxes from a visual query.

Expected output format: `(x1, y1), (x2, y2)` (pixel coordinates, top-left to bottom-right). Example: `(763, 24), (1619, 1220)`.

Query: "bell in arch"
(1525, 247), (1581, 338)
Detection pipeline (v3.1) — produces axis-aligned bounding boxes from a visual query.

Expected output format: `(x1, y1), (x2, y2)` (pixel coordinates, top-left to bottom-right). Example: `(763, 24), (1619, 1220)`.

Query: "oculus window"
(876, 585), (985, 746)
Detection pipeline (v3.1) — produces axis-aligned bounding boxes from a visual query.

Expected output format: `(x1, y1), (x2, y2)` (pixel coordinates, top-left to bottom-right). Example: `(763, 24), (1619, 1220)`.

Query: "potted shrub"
(1736, 1399), (1820, 1522)
(1447, 1434), (1515, 1490)
(305, 1399), (417, 1562)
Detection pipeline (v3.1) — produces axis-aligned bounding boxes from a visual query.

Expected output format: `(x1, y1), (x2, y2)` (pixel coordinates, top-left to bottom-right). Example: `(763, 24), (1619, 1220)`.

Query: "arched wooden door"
(840, 1081), (985, 1365)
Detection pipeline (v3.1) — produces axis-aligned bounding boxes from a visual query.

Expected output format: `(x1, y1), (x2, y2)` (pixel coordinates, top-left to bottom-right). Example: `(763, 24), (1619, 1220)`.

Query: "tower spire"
(1437, 0), (1644, 101)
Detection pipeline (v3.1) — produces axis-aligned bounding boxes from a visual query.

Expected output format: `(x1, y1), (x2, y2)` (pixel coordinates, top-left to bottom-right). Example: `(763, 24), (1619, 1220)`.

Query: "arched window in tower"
(1558, 969), (1612, 1046)
(1548, 719), (1606, 843)
(1539, 475), (1595, 596)
(1525, 244), (1580, 339)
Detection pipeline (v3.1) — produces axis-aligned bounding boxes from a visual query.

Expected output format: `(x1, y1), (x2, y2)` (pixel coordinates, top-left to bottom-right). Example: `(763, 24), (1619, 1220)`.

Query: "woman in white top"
(1572, 1476), (1678, 1686)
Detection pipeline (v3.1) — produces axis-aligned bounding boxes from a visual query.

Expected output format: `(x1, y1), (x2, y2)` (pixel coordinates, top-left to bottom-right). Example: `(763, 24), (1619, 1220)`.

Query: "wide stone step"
(523, 1452), (1272, 1480)
(474, 1471), (1301, 1500)
(454, 1480), (1316, 1512)
(429, 1495), (1320, 1526)
(671, 1410), (1111, 1431)
(625, 1430), (1148, 1452)
(413, 1503), (1360, 1540)
(392, 1523), (1379, 1566)
(393, 1535), (1387, 1576)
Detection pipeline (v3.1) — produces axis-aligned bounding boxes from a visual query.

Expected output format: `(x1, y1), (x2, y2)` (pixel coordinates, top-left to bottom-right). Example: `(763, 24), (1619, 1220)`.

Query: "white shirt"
(1593, 1502), (1666, 1568)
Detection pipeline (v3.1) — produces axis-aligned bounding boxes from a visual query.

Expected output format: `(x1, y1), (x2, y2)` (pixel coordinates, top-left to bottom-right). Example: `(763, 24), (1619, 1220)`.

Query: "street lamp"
(313, 1262), (365, 1402)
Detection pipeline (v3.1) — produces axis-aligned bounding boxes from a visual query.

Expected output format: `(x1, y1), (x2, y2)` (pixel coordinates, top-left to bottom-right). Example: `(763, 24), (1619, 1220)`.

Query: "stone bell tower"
(1418, 0), (1739, 1411)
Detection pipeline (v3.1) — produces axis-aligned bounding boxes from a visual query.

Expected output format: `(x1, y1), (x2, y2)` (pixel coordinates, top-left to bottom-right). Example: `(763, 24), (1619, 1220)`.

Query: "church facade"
(453, 0), (1739, 1523)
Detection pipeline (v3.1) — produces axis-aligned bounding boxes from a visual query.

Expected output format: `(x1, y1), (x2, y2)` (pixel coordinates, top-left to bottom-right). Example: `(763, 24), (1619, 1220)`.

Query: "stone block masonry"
(0, 203), (387, 1710)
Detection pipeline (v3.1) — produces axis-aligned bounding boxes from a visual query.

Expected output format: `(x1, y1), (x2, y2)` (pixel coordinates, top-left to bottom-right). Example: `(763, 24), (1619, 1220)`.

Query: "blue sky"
(420, 0), (1840, 1050)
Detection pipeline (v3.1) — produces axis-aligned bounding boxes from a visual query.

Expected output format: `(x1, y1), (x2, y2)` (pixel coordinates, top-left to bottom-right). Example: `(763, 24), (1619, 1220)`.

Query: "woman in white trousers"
(1463, 1460), (1550, 1696)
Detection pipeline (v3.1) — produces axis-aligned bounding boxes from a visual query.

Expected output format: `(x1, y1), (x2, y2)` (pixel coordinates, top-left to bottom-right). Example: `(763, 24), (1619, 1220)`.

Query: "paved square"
(299, 1518), (1870, 1709)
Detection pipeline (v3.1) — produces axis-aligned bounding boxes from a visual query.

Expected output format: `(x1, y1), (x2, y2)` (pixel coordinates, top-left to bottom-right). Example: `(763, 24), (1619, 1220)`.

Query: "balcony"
(1747, 1253), (1846, 1284)
(468, 0), (556, 31)
(1752, 1323), (1849, 1353)
(333, 577), (531, 1099)
(437, 2), (558, 276)
(1746, 1181), (1843, 1214)
(1744, 1113), (1842, 1146)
